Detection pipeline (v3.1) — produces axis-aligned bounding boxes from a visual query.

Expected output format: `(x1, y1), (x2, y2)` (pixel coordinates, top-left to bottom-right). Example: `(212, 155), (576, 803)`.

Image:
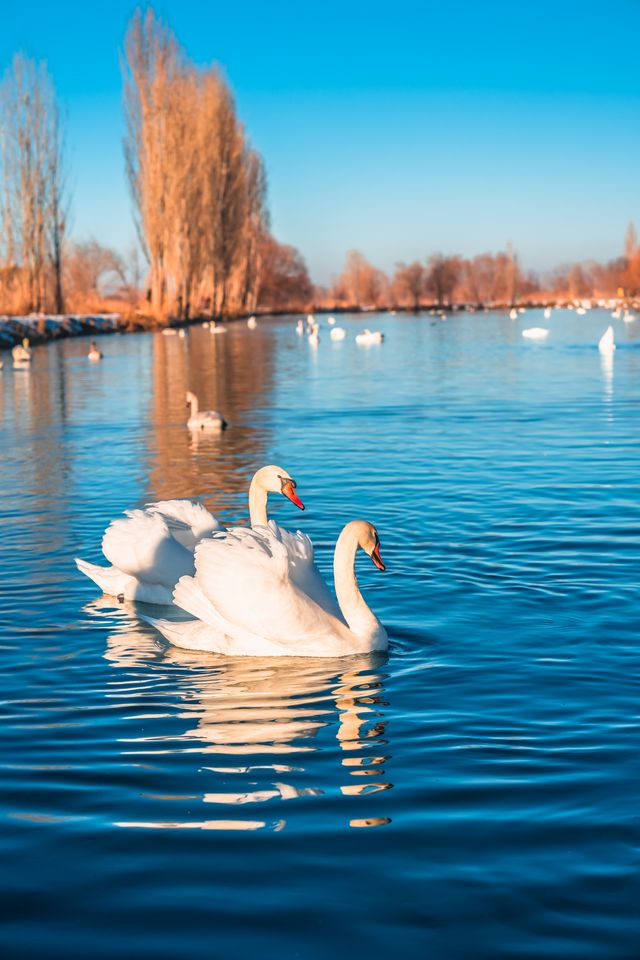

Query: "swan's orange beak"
(371, 542), (385, 571)
(282, 480), (305, 511)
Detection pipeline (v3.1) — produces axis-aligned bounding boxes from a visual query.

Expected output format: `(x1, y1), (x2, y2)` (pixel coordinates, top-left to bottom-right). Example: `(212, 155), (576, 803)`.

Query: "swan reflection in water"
(88, 598), (392, 832)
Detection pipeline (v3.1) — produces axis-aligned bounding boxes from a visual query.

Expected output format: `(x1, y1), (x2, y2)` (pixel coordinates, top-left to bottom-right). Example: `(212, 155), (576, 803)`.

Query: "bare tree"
(393, 261), (425, 310)
(426, 254), (461, 307)
(0, 54), (67, 313)
(123, 9), (271, 322)
(123, 8), (183, 319)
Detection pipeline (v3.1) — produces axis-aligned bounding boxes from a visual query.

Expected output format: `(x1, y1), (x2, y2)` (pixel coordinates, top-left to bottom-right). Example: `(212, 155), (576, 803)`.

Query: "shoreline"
(1, 298), (635, 354)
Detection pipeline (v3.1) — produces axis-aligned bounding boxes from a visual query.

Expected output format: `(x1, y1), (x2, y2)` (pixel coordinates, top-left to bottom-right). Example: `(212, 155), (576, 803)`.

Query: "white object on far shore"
(186, 390), (228, 431)
(330, 326), (346, 340)
(598, 326), (616, 354)
(12, 337), (31, 363)
(355, 328), (384, 345)
(247, 316), (257, 329)
(522, 327), (549, 340)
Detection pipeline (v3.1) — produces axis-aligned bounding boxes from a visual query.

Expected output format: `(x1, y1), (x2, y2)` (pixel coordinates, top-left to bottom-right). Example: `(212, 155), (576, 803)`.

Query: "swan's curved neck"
(188, 395), (198, 417)
(333, 527), (382, 640)
(248, 475), (268, 527)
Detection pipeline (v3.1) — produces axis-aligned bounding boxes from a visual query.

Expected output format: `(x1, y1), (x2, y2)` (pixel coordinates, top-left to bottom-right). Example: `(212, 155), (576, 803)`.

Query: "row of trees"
(0, 7), (314, 319)
(322, 248), (537, 310)
(318, 230), (640, 311)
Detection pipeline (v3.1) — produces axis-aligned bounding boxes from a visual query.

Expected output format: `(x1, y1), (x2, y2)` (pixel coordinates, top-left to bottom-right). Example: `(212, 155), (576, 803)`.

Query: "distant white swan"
(12, 338), (31, 363)
(75, 464), (306, 604)
(296, 319), (304, 334)
(162, 328), (177, 336)
(88, 341), (103, 361)
(544, 307), (552, 320)
(522, 327), (549, 340)
(509, 308), (518, 320)
(145, 520), (387, 657)
(598, 326), (616, 354)
(308, 323), (320, 346)
(355, 329), (384, 345)
(623, 311), (636, 323)
(186, 390), (227, 431)
(247, 316), (257, 329)
(209, 321), (226, 334)
(178, 328), (187, 339)
(330, 326), (346, 340)
(327, 316), (336, 325)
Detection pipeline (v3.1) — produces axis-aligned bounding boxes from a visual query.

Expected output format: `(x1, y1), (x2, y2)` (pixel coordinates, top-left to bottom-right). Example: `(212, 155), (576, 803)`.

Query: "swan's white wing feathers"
(268, 521), (343, 619)
(102, 510), (195, 587)
(193, 527), (348, 652)
(173, 575), (264, 649)
(146, 499), (222, 549)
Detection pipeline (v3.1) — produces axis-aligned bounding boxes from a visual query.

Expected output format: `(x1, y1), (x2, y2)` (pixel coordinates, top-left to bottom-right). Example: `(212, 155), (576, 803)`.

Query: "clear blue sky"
(2, 0), (639, 284)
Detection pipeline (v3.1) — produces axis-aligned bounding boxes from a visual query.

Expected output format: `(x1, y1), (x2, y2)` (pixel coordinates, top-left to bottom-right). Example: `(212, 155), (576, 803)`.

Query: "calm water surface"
(1, 310), (639, 958)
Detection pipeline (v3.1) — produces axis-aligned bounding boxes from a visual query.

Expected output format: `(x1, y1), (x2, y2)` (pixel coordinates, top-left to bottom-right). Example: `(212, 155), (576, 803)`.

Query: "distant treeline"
(318, 231), (640, 311)
(0, 8), (637, 322)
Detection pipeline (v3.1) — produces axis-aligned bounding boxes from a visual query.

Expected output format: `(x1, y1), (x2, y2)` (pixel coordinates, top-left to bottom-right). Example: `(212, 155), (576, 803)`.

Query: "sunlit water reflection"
(1, 310), (639, 957)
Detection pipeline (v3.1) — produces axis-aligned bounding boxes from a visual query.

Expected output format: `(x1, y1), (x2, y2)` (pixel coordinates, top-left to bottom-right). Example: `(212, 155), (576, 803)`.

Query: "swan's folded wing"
(268, 521), (343, 620)
(194, 527), (326, 645)
(173, 574), (264, 648)
(102, 510), (195, 586)
(146, 499), (222, 550)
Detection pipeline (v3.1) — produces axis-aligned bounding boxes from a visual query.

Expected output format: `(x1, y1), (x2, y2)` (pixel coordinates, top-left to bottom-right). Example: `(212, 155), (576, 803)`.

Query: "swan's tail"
(74, 558), (172, 605)
(75, 558), (136, 598)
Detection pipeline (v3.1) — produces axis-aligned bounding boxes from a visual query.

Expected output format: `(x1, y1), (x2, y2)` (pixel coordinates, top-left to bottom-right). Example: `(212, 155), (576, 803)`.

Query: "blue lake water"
(1, 309), (639, 958)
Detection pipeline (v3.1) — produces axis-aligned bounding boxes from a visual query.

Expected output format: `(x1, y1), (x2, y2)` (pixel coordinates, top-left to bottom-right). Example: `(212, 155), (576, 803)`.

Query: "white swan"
(623, 311), (636, 323)
(330, 326), (346, 340)
(598, 326), (616, 354)
(544, 307), (552, 320)
(88, 341), (103, 361)
(355, 329), (384, 345)
(296, 319), (304, 335)
(75, 464), (306, 604)
(161, 328), (177, 336)
(509, 308), (518, 320)
(209, 320), (226, 334)
(247, 316), (257, 329)
(186, 391), (227, 431)
(308, 323), (320, 346)
(327, 316), (336, 325)
(12, 338), (31, 363)
(145, 520), (387, 657)
(178, 328), (187, 339)
(522, 327), (549, 339)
